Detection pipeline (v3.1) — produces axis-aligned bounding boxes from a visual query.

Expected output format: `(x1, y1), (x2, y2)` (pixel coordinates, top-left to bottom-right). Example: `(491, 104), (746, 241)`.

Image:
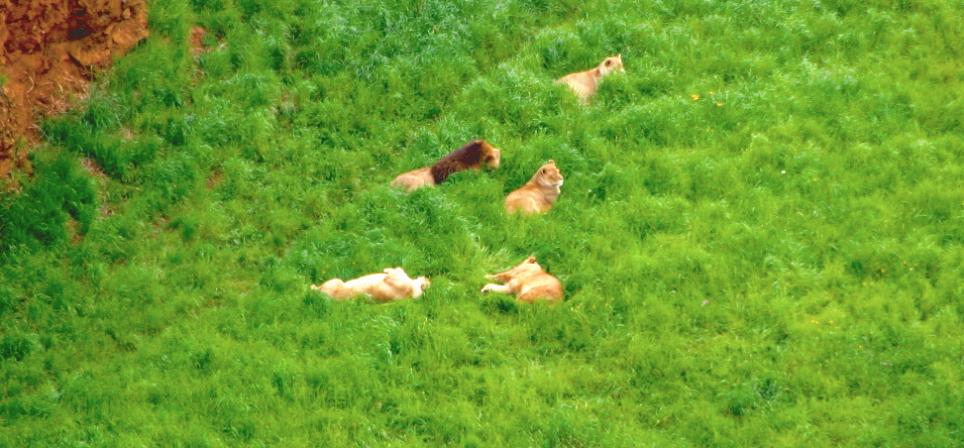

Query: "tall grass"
(1, 0), (961, 445)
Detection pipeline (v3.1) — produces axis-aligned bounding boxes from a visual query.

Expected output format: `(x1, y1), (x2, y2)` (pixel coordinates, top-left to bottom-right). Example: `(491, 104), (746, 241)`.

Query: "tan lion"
(480, 256), (563, 303)
(556, 54), (625, 102)
(312, 267), (430, 302)
(505, 160), (564, 215)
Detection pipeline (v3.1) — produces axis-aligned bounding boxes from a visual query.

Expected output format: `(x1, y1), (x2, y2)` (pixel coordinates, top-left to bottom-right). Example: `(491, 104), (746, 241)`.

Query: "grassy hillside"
(1, 0), (961, 445)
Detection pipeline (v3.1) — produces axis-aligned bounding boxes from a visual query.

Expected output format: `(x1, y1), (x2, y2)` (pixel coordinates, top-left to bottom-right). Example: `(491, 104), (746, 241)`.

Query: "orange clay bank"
(480, 256), (563, 303)
(312, 268), (430, 302)
(392, 139), (502, 192)
(505, 160), (564, 215)
(556, 54), (625, 102)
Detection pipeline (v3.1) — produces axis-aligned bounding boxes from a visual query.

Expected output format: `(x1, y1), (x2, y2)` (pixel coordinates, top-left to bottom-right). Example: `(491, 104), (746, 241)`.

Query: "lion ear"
(526, 255), (537, 263)
(547, 159), (555, 164)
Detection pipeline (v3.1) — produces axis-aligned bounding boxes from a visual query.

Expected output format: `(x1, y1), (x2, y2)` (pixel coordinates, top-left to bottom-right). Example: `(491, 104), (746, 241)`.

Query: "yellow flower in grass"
(690, 94), (700, 101)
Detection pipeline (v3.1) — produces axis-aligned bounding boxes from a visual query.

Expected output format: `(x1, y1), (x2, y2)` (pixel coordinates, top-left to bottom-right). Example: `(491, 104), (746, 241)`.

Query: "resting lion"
(556, 54), (625, 103)
(312, 267), (430, 302)
(480, 256), (563, 303)
(392, 140), (502, 192)
(505, 160), (564, 215)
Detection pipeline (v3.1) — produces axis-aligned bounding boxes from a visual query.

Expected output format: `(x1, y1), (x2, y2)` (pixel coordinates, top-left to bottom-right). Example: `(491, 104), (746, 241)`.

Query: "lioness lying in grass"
(556, 54), (625, 102)
(312, 268), (430, 302)
(480, 256), (563, 303)
(505, 160), (564, 215)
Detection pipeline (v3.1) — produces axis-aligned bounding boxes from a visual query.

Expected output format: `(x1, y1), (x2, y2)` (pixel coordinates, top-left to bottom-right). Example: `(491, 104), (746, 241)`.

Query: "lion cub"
(505, 160), (564, 215)
(556, 54), (625, 102)
(480, 256), (563, 303)
(312, 267), (430, 302)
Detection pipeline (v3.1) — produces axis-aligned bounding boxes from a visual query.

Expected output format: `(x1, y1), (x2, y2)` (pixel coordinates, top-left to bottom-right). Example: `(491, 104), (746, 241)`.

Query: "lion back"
(430, 140), (488, 184)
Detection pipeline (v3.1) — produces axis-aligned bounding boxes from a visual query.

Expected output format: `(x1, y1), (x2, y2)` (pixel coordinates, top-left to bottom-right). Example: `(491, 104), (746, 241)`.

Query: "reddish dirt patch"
(66, 215), (83, 244)
(0, 0), (149, 180)
(190, 26), (208, 57)
(206, 169), (223, 190)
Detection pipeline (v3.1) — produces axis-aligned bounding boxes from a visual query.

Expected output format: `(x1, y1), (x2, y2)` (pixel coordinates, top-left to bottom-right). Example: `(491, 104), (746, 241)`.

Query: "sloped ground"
(0, 0), (148, 180)
(0, 1), (961, 446)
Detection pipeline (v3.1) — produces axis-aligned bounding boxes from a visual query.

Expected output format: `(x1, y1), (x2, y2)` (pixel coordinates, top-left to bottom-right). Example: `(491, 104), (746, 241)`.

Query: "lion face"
(484, 147), (502, 169)
(414, 276), (431, 291)
(516, 255), (541, 271)
(599, 54), (625, 76)
(510, 256), (543, 277)
(535, 160), (564, 188)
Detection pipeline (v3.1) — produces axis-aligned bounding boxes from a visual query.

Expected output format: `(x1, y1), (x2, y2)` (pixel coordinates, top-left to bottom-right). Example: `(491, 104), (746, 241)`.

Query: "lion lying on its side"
(481, 256), (563, 303)
(312, 268), (430, 302)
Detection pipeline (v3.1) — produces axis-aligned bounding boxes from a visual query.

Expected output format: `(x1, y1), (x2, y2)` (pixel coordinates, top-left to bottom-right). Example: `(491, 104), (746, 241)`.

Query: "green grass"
(1, 0), (962, 445)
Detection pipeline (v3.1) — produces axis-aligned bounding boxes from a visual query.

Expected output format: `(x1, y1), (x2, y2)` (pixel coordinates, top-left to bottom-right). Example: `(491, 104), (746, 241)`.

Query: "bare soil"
(0, 0), (149, 180)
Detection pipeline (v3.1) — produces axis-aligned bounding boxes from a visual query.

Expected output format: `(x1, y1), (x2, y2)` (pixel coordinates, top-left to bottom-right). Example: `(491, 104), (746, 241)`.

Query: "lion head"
(598, 54), (625, 77)
(482, 142), (502, 169)
(534, 160), (564, 188)
(487, 255), (543, 281)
